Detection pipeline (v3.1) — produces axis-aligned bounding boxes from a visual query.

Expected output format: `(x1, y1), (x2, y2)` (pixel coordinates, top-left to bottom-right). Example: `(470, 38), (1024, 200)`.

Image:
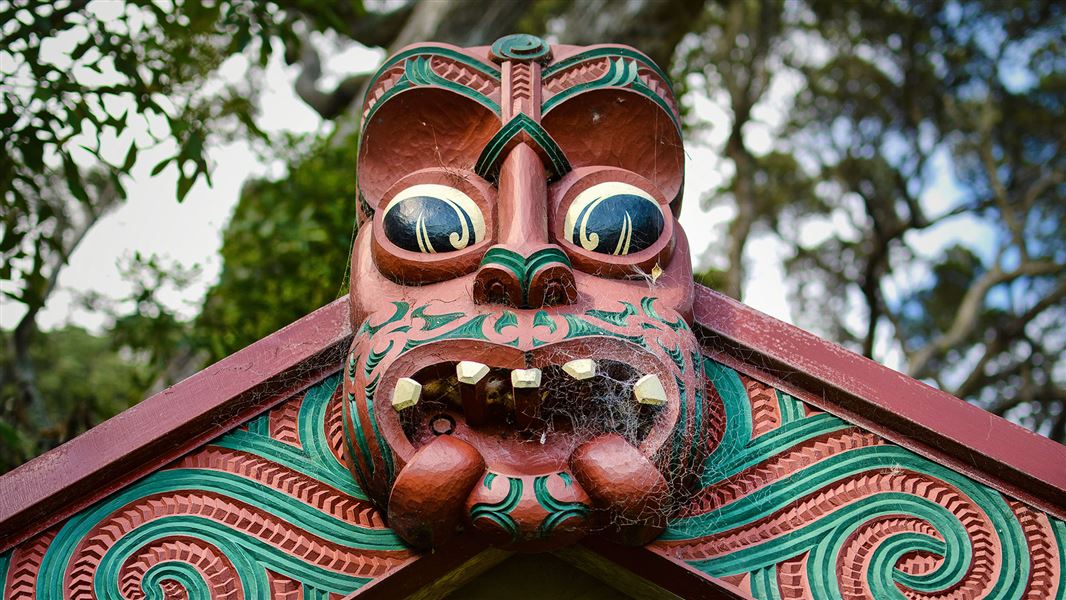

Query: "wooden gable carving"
(1, 35), (1063, 600)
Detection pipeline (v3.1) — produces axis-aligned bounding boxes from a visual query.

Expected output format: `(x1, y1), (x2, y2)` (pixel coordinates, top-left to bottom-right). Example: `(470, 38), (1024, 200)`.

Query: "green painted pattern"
(491, 34), (552, 63)
(533, 473), (590, 537)
(583, 302), (638, 328)
(533, 310), (557, 333)
(345, 390), (374, 489)
(477, 247), (573, 309)
(553, 297), (691, 350)
(1055, 520), (1066, 599)
(362, 374), (395, 484)
(0, 550), (9, 596)
(357, 302), (410, 337)
(494, 310), (518, 334)
(657, 339), (685, 371)
(361, 47), (501, 124)
(364, 339), (394, 377)
(688, 353), (706, 470)
(470, 474), (523, 542)
(411, 304), (465, 331)
(401, 314), (494, 353)
(543, 47), (672, 91)
(776, 390), (805, 424)
(247, 412), (269, 436)
(33, 374), (407, 598)
(640, 296), (688, 331)
(661, 358), (1064, 600)
(749, 566), (782, 600)
(142, 561), (211, 599)
(541, 57), (681, 132)
(669, 376), (688, 476)
(474, 113), (572, 181)
(560, 314), (646, 346)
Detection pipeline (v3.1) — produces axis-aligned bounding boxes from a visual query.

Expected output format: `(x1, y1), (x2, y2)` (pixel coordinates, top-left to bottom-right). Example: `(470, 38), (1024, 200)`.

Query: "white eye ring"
(383, 183), (486, 252)
(563, 181), (662, 255)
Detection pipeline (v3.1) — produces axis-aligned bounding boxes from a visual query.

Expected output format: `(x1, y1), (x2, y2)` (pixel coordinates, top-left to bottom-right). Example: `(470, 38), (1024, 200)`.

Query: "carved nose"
(473, 246), (577, 308)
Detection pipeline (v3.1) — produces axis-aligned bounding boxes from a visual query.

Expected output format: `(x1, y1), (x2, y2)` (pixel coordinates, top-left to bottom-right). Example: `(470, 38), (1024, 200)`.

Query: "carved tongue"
(387, 435), (485, 549)
(570, 433), (669, 546)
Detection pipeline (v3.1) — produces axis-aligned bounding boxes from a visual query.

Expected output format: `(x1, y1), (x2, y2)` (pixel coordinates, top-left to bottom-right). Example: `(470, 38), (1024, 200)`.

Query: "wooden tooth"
(511, 368), (542, 429)
(562, 358), (597, 380)
(633, 373), (667, 406)
(391, 378), (422, 411)
(456, 361), (490, 426)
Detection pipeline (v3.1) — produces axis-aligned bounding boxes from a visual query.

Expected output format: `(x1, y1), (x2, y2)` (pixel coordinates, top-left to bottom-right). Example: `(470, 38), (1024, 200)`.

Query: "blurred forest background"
(1, 0), (1064, 472)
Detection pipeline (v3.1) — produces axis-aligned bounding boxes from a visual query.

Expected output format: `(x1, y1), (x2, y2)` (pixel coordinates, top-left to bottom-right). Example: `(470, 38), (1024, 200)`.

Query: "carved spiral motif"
(654, 362), (1066, 599)
(1, 377), (412, 599)
(490, 33), (552, 63)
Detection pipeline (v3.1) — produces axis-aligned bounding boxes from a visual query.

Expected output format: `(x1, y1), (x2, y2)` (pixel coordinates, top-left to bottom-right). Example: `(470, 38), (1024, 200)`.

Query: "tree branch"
(952, 278), (1066, 399)
(293, 40), (371, 120)
(907, 260), (1066, 379)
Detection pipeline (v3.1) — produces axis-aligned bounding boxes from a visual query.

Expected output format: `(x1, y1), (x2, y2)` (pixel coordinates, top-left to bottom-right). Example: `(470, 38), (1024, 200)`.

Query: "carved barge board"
(0, 290), (1063, 598)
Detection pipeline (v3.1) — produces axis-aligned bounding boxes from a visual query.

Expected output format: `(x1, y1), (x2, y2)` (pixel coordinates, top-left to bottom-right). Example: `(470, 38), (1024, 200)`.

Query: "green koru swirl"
(32, 374), (408, 599)
(658, 358), (1066, 600)
(470, 473), (524, 542)
(534, 473), (590, 537)
(491, 34), (551, 63)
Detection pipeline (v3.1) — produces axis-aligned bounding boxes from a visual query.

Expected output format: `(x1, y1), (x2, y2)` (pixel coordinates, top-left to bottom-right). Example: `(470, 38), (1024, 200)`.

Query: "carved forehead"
(357, 36), (684, 207)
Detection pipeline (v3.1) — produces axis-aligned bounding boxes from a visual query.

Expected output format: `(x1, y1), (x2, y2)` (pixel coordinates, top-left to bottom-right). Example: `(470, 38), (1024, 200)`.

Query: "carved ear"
(358, 88), (500, 207)
(542, 89), (685, 214)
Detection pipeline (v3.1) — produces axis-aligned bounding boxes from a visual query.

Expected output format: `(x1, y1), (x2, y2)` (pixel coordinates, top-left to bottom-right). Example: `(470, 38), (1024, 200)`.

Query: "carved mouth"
(367, 336), (695, 550)
(376, 338), (681, 474)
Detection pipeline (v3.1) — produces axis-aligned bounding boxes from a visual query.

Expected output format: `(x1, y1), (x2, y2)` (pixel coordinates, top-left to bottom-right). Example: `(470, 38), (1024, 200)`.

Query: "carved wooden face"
(343, 35), (713, 551)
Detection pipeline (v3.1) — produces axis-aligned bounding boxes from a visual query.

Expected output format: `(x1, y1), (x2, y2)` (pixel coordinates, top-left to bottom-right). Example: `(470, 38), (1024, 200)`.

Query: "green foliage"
(194, 131), (360, 361)
(0, 326), (153, 471)
(1, 1), (289, 310)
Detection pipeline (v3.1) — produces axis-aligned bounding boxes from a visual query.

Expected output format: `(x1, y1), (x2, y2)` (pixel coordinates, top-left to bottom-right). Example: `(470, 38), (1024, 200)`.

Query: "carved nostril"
(473, 261), (523, 307)
(487, 281), (512, 305)
(474, 245), (577, 308)
(527, 263), (577, 308)
(543, 282), (567, 307)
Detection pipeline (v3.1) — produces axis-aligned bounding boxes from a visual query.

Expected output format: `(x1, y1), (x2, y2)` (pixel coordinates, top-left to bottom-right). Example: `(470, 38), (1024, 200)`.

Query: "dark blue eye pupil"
(383, 195), (478, 254)
(570, 193), (664, 255)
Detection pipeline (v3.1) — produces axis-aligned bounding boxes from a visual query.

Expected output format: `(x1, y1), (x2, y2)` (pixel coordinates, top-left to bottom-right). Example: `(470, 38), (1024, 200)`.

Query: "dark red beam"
(693, 285), (1066, 520)
(0, 298), (352, 551)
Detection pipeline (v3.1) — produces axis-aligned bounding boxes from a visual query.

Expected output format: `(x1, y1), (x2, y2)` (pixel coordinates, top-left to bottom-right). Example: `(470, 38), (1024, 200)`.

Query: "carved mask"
(343, 35), (714, 551)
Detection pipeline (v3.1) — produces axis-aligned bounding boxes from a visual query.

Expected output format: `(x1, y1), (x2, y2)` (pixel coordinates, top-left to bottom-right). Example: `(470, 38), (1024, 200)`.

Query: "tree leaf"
(150, 157), (172, 177)
(122, 141), (138, 172)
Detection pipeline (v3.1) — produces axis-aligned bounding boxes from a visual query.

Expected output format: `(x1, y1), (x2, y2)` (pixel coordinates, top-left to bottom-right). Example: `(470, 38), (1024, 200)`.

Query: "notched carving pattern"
(0, 375), (412, 599)
(655, 360), (1066, 600)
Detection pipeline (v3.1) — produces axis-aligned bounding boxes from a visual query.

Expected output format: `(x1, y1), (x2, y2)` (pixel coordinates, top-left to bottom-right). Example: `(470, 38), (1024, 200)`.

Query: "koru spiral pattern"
(654, 359), (1066, 599)
(0, 375), (412, 599)
(2, 356), (1062, 598)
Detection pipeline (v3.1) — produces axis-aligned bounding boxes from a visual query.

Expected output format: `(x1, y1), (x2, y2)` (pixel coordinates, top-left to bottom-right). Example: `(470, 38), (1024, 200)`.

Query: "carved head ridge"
(343, 34), (713, 551)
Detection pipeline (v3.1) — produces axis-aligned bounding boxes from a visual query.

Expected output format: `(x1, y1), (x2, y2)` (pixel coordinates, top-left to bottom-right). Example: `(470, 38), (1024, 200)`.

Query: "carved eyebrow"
(473, 114), (571, 182)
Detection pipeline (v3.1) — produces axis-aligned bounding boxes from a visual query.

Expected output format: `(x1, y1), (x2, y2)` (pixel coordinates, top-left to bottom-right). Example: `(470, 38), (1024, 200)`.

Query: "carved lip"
(373, 337), (682, 473)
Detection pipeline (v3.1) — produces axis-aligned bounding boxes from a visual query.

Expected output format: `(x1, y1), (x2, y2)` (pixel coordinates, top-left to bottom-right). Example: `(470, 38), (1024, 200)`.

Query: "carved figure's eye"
(382, 184), (486, 254)
(563, 182), (664, 256)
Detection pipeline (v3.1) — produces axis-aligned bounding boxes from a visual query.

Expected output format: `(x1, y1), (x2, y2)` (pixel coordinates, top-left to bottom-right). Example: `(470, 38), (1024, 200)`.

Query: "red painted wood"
(0, 298), (352, 551)
(692, 284), (1066, 519)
